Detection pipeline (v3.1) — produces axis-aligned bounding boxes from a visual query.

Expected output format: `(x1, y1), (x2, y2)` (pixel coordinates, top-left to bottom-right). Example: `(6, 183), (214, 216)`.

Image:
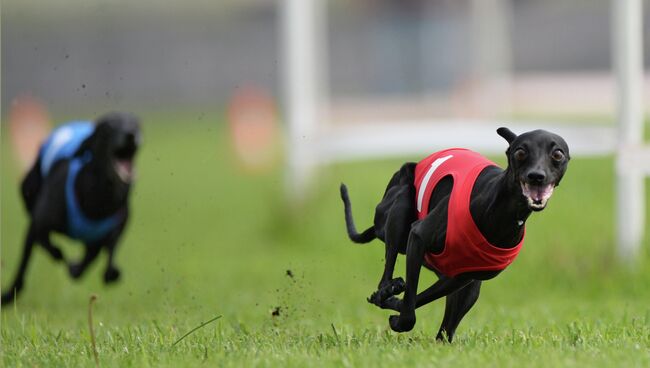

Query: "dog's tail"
(340, 183), (376, 244)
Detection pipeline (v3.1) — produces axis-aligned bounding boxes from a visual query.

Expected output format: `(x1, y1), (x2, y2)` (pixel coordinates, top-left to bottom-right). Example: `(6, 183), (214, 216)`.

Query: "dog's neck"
(75, 158), (130, 220)
(470, 166), (531, 248)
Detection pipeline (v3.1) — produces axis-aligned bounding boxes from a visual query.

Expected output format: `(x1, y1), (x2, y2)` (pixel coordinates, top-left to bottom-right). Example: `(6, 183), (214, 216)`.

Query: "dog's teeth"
(521, 182), (555, 210)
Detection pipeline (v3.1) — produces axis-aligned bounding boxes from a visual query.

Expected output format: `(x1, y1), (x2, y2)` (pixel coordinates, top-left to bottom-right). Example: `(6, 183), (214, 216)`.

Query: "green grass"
(2, 115), (650, 367)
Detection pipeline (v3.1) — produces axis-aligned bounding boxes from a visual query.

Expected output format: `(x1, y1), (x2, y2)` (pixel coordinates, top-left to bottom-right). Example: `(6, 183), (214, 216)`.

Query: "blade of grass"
(171, 315), (222, 347)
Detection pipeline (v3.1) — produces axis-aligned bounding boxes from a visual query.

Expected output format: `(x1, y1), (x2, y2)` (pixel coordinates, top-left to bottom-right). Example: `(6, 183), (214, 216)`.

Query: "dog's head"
(497, 127), (570, 212)
(85, 112), (141, 184)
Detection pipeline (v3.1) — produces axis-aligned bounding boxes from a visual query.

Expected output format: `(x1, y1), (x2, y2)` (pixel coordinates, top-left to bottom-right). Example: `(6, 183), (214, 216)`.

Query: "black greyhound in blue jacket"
(2, 112), (141, 305)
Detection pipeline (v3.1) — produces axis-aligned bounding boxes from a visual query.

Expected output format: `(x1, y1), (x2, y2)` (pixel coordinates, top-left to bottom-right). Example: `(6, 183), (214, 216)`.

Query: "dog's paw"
(389, 278), (405, 295)
(1, 290), (17, 306)
(1, 292), (13, 306)
(369, 278), (406, 307)
(389, 314), (415, 333)
(367, 290), (390, 307)
(1, 279), (24, 305)
(69, 263), (83, 279)
(388, 315), (401, 331)
(103, 267), (121, 284)
(367, 291), (381, 307)
(382, 296), (402, 311)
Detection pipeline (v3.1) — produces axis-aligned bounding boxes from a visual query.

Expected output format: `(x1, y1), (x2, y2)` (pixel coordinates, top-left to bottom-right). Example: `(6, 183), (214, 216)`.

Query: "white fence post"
(613, 0), (645, 260)
(469, 0), (513, 116)
(282, 0), (327, 201)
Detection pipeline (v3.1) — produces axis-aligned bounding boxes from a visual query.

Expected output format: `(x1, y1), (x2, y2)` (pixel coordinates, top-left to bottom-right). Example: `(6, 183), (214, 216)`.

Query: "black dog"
(1, 112), (141, 305)
(341, 128), (569, 341)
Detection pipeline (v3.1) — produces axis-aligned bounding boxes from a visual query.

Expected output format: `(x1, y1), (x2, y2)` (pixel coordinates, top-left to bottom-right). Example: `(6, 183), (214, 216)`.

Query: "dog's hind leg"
(367, 202), (411, 306)
(379, 185), (414, 286)
(20, 157), (43, 214)
(1, 225), (37, 305)
(388, 228), (427, 332)
(367, 183), (414, 306)
(436, 280), (482, 342)
(38, 233), (65, 261)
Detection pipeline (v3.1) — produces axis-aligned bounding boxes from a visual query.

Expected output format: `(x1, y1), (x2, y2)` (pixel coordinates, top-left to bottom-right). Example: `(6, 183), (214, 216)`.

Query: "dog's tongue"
(524, 183), (554, 203)
(115, 159), (134, 182)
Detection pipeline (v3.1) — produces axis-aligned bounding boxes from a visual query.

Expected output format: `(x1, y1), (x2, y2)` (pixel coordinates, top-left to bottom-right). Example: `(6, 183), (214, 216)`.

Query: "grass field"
(2, 115), (650, 367)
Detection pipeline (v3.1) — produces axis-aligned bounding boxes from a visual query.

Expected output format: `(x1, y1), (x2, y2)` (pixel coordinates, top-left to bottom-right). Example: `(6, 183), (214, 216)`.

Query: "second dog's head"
(81, 112), (141, 184)
(497, 127), (570, 212)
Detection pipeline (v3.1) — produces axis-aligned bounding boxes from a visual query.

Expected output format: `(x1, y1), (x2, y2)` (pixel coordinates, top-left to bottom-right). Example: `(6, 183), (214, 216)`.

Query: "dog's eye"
(551, 149), (565, 162)
(514, 149), (527, 161)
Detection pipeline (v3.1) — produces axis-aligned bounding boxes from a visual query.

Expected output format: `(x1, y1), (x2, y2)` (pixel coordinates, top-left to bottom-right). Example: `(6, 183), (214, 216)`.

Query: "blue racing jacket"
(39, 122), (123, 243)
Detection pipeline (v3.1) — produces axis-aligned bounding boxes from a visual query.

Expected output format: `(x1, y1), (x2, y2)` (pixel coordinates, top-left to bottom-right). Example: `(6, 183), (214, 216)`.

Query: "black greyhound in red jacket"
(340, 127), (570, 341)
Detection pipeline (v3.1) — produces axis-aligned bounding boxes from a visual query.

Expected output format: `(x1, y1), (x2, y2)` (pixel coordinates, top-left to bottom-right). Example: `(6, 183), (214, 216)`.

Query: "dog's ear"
(497, 127), (517, 145)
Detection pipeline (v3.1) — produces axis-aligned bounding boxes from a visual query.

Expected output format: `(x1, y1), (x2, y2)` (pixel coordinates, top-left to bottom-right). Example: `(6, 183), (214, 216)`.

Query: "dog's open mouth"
(113, 159), (134, 183)
(520, 182), (554, 211)
(113, 144), (137, 183)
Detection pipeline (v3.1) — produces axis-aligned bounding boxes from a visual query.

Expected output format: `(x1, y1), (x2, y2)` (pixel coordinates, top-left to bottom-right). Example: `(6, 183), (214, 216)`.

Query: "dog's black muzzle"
(114, 133), (138, 160)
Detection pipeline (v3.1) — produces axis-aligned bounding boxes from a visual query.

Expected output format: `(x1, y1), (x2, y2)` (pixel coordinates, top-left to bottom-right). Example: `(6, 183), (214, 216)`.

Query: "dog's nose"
(527, 171), (546, 183)
(125, 132), (138, 146)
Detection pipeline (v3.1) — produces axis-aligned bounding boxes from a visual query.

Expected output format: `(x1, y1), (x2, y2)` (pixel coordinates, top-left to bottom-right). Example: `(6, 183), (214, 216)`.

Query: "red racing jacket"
(414, 148), (524, 277)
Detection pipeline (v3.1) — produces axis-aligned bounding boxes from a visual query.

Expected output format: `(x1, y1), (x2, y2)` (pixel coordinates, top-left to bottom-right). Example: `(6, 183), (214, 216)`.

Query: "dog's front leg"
(388, 230), (426, 332)
(375, 275), (468, 313)
(69, 244), (101, 279)
(101, 223), (126, 284)
(436, 280), (482, 342)
(103, 240), (121, 284)
(414, 277), (472, 309)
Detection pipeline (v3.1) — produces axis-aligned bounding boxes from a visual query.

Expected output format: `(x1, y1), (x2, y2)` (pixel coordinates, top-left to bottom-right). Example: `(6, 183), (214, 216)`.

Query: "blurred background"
(2, 1), (650, 364)
(3, 0), (650, 117)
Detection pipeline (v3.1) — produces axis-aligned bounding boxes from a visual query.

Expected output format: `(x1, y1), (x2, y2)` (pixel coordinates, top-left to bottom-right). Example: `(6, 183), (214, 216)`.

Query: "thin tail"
(340, 183), (376, 243)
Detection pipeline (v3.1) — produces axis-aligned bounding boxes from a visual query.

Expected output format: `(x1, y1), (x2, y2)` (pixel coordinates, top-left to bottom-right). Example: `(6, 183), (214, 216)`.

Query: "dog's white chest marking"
(417, 155), (453, 212)
(42, 127), (74, 173)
